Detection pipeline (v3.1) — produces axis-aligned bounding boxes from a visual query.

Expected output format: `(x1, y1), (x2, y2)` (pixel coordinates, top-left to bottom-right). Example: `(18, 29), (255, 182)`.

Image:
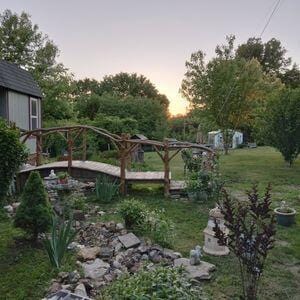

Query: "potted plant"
(57, 172), (69, 184)
(274, 201), (296, 226)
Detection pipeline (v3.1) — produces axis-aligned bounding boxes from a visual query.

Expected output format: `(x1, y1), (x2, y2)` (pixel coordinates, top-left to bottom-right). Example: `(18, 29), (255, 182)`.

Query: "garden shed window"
(30, 98), (39, 130)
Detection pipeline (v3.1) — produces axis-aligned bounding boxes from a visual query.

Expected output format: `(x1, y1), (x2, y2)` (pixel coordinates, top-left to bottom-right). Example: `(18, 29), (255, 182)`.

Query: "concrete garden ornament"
(203, 205), (229, 256)
(190, 245), (202, 265)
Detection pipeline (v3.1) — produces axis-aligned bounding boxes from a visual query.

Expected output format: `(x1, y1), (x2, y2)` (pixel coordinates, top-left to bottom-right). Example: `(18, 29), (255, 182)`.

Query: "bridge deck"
(19, 160), (168, 182)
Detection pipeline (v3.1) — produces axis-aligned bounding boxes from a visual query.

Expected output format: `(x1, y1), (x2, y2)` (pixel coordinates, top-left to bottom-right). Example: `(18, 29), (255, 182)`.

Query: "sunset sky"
(1, 0), (299, 115)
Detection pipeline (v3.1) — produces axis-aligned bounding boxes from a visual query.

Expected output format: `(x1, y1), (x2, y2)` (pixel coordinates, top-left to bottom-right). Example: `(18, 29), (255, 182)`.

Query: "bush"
(101, 266), (204, 299)
(0, 119), (27, 203)
(118, 199), (175, 247)
(43, 216), (76, 269)
(14, 171), (52, 240)
(117, 198), (147, 229)
(140, 209), (175, 248)
(95, 174), (119, 203)
(187, 169), (223, 202)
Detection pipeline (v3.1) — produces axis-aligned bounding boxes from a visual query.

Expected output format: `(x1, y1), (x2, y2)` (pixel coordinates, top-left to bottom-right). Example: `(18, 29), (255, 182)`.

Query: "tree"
(214, 185), (276, 300)
(236, 37), (291, 75)
(0, 10), (74, 121)
(279, 64), (300, 89)
(15, 171), (52, 241)
(258, 88), (300, 166)
(0, 119), (27, 203)
(75, 93), (168, 140)
(97, 72), (169, 109)
(181, 36), (281, 153)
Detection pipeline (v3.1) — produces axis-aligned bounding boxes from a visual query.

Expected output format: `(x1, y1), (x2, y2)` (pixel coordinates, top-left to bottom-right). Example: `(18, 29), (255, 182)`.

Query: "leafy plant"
(139, 209), (175, 248)
(57, 172), (68, 180)
(214, 184), (276, 300)
(186, 169), (223, 202)
(101, 266), (204, 300)
(117, 198), (147, 229)
(14, 171), (52, 241)
(0, 119), (27, 203)
(95, 174), (119, 203)
(43, 216), (76, 269)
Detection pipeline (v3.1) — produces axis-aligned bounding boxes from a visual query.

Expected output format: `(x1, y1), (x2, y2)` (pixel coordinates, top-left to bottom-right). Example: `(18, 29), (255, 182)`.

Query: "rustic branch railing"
(21, 125), (214, 196)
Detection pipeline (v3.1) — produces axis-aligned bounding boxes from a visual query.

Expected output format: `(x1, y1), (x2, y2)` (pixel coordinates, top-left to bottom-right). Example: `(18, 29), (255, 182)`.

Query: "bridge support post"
(67, 131), (73, 175)
(36, 133), (42, 166)
(163, 139), (170, 197)
(82, 128), (87, 161)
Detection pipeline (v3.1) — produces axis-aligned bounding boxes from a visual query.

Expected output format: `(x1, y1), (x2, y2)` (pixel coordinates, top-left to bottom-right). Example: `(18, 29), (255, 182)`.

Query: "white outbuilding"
(208, 130), (243, 149)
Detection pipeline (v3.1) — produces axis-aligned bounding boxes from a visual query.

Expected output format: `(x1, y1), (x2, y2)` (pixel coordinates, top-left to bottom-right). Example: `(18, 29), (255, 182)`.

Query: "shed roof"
(131, 134), (148, 140)
(0, 60), (42, 98)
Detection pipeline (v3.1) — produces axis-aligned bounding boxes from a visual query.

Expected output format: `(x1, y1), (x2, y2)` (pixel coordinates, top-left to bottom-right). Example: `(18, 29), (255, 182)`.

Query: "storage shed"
(0, 60), (42, 153)
(208, 130), (243, 149)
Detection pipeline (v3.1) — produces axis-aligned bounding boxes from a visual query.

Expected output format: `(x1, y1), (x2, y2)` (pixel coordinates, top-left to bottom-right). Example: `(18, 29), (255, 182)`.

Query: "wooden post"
(119, 133), (131, 196)
(36, 133), (42, 166)
(163, 139), (170, 197)
(67, 131), (73, 174)
(82, 128), (87, 161)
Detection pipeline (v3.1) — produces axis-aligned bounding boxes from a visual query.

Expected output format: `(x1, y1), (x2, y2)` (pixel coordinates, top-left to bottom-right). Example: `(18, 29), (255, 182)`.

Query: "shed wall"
(8, 91), (29, 130)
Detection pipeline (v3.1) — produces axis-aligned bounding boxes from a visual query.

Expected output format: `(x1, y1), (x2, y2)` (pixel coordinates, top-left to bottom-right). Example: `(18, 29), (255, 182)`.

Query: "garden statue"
(203, 205), (229, 256)
(49, 169), (57, 179)
(190, 245), (202, 265)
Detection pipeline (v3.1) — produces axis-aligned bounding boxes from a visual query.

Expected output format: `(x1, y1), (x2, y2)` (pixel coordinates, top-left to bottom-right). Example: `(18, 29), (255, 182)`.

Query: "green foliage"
(0, 119), (27, 203)
(43, 216), (76, 269)
(236, 37), (291, 75)
(101, 266), (204, 300)
(95, 175), (119, 203)
(118, 199), (174, 246)
(57, 172), (68, 180)
(139, 208), (175, 248)
(181, 36), (283, 152)
(75, 93), (168, 140)
(256, 88), (300, 166)
(117, 198), (147, 229)
(14, 171), (52, 240)
(186, 168), (223, 203)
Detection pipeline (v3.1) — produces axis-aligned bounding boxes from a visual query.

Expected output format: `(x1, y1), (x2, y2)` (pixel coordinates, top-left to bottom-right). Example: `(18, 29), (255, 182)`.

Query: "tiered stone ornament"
(203, 205), (229, 256)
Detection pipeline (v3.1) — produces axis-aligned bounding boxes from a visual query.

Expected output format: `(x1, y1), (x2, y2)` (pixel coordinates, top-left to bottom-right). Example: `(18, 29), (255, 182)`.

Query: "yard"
(0, 147), (299, 299)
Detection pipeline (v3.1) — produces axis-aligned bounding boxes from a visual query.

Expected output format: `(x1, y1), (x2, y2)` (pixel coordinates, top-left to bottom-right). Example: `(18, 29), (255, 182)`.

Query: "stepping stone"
(118, 233), (141, 249)
(173, 258), (216, 281)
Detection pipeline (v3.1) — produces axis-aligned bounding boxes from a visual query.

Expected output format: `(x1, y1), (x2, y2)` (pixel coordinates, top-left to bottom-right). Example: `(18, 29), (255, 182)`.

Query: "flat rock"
(82, 258), (110, 280)
(118, 233), (140, 249)
(78, 246), (100, 261)
(74, 283), (88, 297)
(173, 258), (215, 281)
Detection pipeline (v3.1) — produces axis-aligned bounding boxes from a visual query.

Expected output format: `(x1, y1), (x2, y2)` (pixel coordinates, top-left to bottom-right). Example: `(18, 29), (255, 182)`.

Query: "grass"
(97, 147), (300, 299)
(1, 146), (299, 299)
(0, 221), (76, 300)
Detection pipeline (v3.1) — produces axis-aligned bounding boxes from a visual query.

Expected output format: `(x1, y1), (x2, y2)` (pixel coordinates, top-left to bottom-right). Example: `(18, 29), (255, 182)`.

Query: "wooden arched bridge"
(19, 125), (214, 196)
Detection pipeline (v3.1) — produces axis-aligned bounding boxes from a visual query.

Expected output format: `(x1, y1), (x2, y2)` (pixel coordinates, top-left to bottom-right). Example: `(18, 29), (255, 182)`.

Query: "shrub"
(118, 199), (175, 246)
(214, 184), (276, 300)
(95, 174), (119, 203)
(0, 119), (27, 203)
(101, 266), (204, 300)
(117, 198), (147, 229)
(139, 209), (175, 248)
(14, 171), (52, 240)
(187, 169), (223, 202)
(43, 216), (76, 269)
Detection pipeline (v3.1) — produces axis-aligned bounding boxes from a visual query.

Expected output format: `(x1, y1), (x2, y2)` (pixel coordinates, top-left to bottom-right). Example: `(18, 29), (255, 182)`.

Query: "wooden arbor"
(20, 125), (214, 197)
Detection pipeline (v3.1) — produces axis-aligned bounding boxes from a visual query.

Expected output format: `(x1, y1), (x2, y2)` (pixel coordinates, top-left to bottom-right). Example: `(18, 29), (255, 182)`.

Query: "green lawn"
(0, 146), (299, 299)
